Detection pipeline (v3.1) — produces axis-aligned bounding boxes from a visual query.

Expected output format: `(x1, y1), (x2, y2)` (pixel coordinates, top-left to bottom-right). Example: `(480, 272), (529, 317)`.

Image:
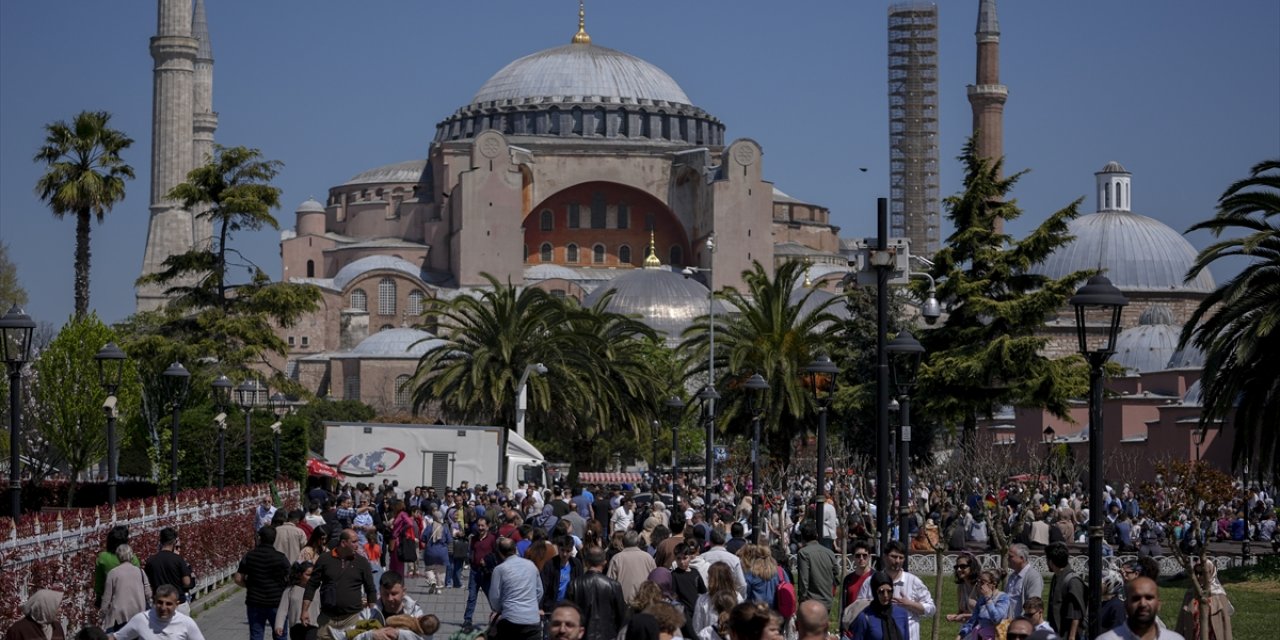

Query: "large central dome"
(471, 43), (692, 107)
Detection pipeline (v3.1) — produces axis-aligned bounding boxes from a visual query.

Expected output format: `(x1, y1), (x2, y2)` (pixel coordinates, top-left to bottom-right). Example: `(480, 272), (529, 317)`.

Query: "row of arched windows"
(348, 279), (428, 315)
(525, 243), (683, 266)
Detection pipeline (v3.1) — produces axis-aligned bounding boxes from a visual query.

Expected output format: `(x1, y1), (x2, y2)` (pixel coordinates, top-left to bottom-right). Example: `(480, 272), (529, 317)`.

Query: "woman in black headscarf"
(849, 572), (909, 640)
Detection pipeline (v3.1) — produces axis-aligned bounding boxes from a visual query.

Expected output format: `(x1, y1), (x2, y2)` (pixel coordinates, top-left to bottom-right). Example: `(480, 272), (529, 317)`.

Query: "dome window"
(350, 288), (368, 312)
(540, 243), (553, 262)
(567, 243), (579, 263)
(378, 278), (397, 316)
(593, 244), (606, 264)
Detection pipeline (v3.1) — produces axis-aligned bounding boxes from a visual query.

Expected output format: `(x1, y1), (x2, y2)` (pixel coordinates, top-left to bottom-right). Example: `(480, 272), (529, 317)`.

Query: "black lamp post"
(886, 331), (924, 560)
(212, 375), (232, 491)
(235, 379), (261, 484)
(744, 373), (770, 543)
(650, 418), (660, 485)
(94, 342), (127, 508)
(697, 385), (719, 520)
(1, 305), (36, 521)
(664, 396), (685, 502)
(805, 354), (839, 516)
(872, 197), (893, 559)
(1069, 274), (1128, 640)
(270, 392), (288, 479)
(161, 362), (190, 499)
(1041, 426), (1056, 485)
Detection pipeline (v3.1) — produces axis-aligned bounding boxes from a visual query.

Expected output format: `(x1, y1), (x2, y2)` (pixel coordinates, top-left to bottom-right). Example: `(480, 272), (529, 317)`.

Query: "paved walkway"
(193, 572), (490, 640)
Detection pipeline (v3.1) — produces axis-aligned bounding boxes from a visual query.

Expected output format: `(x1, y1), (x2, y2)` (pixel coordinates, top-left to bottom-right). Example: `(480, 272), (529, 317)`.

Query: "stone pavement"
(192, 571), (491, 640)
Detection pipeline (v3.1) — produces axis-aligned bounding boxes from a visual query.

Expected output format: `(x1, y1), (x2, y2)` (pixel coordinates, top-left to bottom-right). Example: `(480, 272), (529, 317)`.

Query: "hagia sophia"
(136, 0), (1236, 479)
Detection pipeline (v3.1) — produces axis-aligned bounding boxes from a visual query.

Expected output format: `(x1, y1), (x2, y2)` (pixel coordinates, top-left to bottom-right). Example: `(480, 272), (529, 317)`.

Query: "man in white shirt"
(1096, 577), (1185, 640)
(1005, 543), (1043, 619)
(699, 529), (747, 597)
(821, 496), (838, 549)
(610, 497), (636, 533)
(856, 541), (935, 640)
(110, 585), (205, 640)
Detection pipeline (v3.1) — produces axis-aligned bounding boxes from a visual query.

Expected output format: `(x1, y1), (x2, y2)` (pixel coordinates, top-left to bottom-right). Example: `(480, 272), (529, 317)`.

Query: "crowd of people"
(6, 470), (1269, 640)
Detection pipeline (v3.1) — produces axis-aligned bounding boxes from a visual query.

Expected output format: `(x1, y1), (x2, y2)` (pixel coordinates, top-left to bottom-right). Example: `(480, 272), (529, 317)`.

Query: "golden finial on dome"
(571, 0), (591, 44)
(643, 230), (662, 269)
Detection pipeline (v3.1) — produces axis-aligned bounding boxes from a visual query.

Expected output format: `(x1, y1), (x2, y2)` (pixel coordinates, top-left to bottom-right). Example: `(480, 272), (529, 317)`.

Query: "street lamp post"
(1069, 274), (1128, 640)
(235, 379), (261, 484)
(211, 375), (232, 491)
(650, 419), (660, 484)
(1041, 426), (1056, 485)
(886, 331), (924, 561)
(805, 354), (839, 514)
(696, 385), (719, 519)
(94, 343), (127, 508)
(871, 197), (893, 559)
(270, 392), (288, 478)
(161, 362), (190, 499)
(1, 305), (36, 521)
(744, 373), (770, 544)
(664, 396), (685, 501)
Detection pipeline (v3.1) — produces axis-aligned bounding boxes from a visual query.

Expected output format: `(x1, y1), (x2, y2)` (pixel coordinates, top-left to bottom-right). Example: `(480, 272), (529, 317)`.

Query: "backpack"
(774, 565), (797, 619)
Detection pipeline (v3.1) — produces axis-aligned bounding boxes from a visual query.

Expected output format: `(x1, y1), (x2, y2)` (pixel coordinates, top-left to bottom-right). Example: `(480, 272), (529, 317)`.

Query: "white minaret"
(1095, 161), (1132, 212)
(138, 0), (198, 311)
(191, 0), (217, 249)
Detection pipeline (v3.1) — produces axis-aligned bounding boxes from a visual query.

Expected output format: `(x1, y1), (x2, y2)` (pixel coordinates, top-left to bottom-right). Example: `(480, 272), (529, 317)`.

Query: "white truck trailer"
(322, 422), (545, 490)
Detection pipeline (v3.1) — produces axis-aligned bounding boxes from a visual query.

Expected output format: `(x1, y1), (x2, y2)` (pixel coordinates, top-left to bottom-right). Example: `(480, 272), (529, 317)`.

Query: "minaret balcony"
(967, 84), (1008, 98)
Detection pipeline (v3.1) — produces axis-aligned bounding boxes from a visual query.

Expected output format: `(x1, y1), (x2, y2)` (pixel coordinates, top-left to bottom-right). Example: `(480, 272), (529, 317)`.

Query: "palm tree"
(34, 110), (135, 317)
(680, 260), (843, 451)
(1180, 159), (1280, 478)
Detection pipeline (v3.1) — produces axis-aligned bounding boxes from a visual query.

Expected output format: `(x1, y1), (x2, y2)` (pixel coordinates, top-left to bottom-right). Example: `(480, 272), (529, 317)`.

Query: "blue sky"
(1, 1), (1277, 327)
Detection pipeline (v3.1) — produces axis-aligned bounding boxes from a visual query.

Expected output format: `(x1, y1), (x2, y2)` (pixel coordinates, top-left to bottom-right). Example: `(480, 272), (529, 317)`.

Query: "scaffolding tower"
(888, 3), (940, 258)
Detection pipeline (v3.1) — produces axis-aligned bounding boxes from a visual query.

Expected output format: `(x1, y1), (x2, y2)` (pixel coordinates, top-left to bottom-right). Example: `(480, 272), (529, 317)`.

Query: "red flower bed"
(0, 482), (298, 631)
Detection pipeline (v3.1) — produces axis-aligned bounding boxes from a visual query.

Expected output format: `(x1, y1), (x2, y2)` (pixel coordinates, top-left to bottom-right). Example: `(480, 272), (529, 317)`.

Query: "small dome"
(351, 328), (444, 358)
(583, 268), (725, 339)
(1181, 379), (1202, 406)
(1112, 322), (1181, 374)
(344, 159), (427, 186)
(1138, 305), (1176, 326)
(788, 287), (851, 323)
(1166, 342), (1204, 369)
(296, 198), (325, 213)
(1098, 161), (1129, 174)
(1030, 211), (1214, 293)
(524, 263), (587, 282)
(333, 255), (426, 291)
(471, 43), (692, 107)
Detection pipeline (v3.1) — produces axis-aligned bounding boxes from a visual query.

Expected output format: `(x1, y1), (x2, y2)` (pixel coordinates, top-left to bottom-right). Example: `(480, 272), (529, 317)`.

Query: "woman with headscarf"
(1176, 561), (1234, 640)
(420, 510), (451, 593)
(5, 589), (65, 640)
(956, 569), (1009, 640)
(1096, 568), (1127, 632)
(849, 572), (909, 640)
(100, 544), (152, 632)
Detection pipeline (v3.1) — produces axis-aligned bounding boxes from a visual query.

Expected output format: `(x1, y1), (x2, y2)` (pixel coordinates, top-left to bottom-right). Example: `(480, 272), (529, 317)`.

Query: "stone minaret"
(967, 0), (1008, 231)
(138, 0), (198, 311)
(191, 0), (217, 249)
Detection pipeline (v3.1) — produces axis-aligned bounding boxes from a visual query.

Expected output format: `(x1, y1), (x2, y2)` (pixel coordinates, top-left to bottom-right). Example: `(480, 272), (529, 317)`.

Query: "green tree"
(0, 242), (27, 310)
(1179, 159), (1280, 478)
(919, 140), (1092, 444)
(31, 314), (141, 504)
(680, 260), (843, 454)
(33, 110), (135, 318)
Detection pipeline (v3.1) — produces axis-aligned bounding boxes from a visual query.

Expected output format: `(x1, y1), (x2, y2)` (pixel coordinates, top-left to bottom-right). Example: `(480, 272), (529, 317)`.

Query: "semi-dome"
(296, 197), (325, 213)
(472, 43), (692, 107)
(333, 255), (426, 291)
(1166, 342), (1205, 370)
(1030, 211), (1214, 292)
(583, 268), (725, 339)
(1111, 308), (1181, 374)
(343, 159), (427, 186)
(351, 328), (444, 358)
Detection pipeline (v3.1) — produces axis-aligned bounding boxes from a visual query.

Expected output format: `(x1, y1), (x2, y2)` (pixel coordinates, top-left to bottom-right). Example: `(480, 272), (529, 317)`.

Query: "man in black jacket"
(302, 528), (376, 640)
(564, 546), (627, 640)
(235, 527), (291, 640)
(540, 535), (585, 612)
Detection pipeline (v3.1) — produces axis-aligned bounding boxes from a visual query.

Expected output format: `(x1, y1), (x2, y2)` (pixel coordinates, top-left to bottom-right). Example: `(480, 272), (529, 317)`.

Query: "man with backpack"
(1047, 541), (1086, 640)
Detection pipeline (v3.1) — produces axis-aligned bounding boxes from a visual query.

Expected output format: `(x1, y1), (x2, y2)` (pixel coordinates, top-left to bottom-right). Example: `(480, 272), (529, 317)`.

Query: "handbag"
(398, 530), (418, 562)
(451, 537), (470, 560)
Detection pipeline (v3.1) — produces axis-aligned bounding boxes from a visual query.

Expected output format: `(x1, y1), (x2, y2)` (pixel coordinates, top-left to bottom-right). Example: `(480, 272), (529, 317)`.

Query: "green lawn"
(910, 571), (1279, 640)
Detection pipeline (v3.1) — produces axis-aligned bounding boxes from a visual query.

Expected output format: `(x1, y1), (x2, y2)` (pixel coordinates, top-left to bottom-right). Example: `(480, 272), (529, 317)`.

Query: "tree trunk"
(74, 210), (91, 317)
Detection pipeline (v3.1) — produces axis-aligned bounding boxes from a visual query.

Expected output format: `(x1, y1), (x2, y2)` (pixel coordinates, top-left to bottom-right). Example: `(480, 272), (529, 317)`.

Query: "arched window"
(540, 209), (553, 231)
(1105, 183), (1112, 208)
(619, 245), (632, 264)
(378, 278), (396, 315)
(344, 375), (360, 401)
(306, 260), (315, 278)
(540, 243), (553, 262)
(566, 243), (579, 263)
(394, 374), (412, 409)
(669, 245), (683, 266)
(408, 290), (426, 315)
(593, 244), (606, 264)
(350, 289), (368, 311)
